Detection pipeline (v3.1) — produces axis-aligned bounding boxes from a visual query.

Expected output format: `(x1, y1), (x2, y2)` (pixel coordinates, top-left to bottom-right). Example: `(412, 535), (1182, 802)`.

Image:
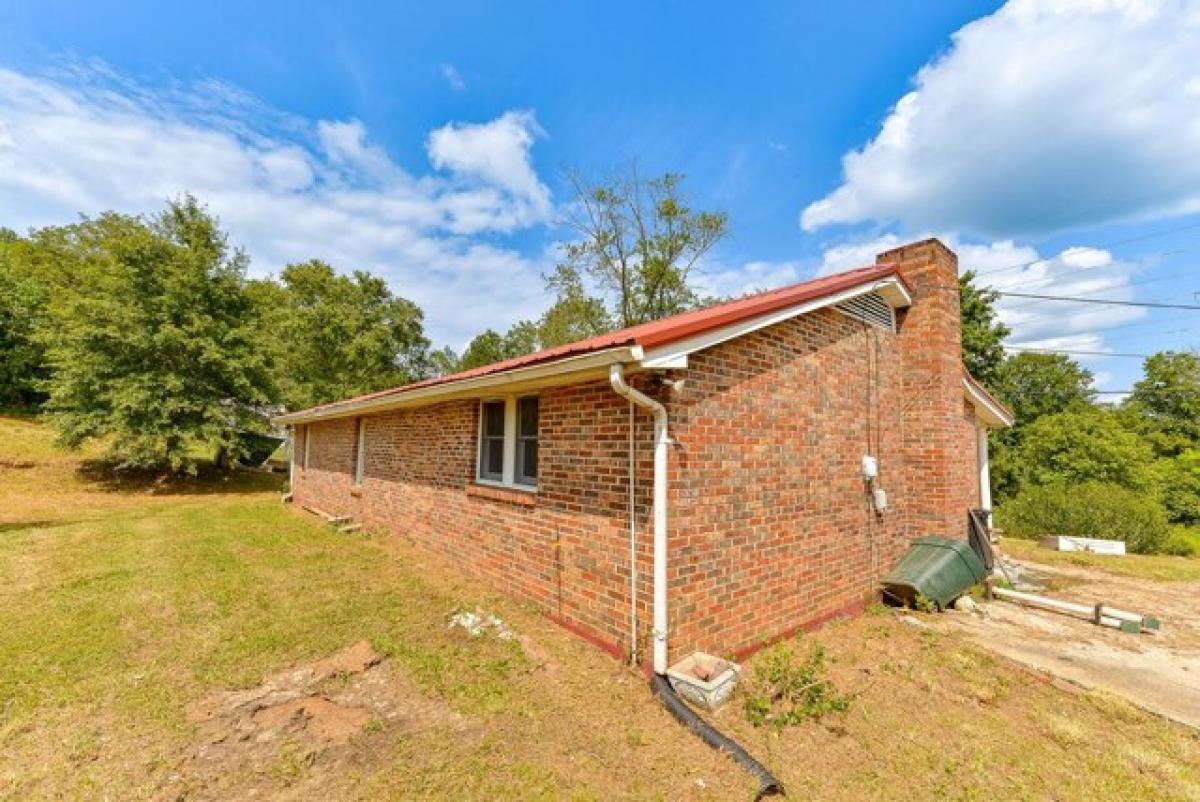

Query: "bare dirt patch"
(164, 641), (473, 800)
(938, 553), (1200, 729)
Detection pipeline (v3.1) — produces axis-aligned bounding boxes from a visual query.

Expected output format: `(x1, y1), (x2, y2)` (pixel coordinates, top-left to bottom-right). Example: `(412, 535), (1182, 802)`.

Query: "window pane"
(517, 396), (539, 438)
(485, 437), (504, 476)
(482, 401), (505, 436)
(517, 438), (538, 484)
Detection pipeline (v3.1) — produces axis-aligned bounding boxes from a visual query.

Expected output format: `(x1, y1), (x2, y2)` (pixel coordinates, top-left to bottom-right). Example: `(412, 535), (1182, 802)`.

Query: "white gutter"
(274, 346), (642, 425)
(609, 363), (670, 675)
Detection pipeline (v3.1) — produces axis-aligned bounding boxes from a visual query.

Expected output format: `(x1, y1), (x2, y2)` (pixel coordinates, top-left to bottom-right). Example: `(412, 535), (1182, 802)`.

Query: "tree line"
(0, 170), (728, 472)
(961, 279), (1200, 555)
(0, 197), (432, 471)
(2, 175), (1197, 556)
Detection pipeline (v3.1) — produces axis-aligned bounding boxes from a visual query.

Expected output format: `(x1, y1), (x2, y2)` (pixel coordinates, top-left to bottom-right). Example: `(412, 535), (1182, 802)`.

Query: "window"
(515, 397), (539, 487)
(478, 400), (506, 482)
(353, 418), (366, 486)
(301, 425), (310, 470)
(476, 396), (539, 490)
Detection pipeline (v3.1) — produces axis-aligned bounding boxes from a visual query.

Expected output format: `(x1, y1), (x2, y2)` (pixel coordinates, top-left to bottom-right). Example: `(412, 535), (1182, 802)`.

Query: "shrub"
(998, 481), (1170, 555)
(1162, 527), (1200, 557)
(743, 639), (851, 730)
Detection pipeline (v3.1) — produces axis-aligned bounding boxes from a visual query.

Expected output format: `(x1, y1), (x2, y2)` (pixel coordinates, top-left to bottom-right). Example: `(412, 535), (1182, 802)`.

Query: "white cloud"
(426, 110), (551, 232)
(440, 63), (466, 92)
(986, 243), (1145, 346)
(801, 0), (1200, 237)
(0, 64), (555, 347)
(316, 119), (406, 185)
(695, 258), (805, 299)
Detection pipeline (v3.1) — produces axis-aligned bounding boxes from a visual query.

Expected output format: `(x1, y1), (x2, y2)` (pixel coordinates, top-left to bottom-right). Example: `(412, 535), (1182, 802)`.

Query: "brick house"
(276, 238), (1011, 674)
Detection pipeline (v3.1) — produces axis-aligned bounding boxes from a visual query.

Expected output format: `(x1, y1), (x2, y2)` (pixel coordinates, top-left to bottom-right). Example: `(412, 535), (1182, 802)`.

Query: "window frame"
(353, 418), (366, 486)
(302, 425), (310, 471)
(475, 394), (539, 492)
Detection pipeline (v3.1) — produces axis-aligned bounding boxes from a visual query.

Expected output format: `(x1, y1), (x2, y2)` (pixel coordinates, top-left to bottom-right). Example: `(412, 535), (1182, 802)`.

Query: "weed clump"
(742, 638), (852, 730)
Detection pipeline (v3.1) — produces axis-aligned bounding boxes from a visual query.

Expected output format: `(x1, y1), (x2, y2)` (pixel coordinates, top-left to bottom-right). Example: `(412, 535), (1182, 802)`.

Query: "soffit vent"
(835, 291), (895, 332)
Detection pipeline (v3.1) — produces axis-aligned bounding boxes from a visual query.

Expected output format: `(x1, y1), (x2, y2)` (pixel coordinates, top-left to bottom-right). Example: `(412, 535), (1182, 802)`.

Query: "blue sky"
(1, 1), (1198, 396)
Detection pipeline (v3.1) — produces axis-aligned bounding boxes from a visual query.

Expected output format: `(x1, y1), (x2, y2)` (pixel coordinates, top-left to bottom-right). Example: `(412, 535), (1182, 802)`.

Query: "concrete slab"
(937, 559), (1200, 729)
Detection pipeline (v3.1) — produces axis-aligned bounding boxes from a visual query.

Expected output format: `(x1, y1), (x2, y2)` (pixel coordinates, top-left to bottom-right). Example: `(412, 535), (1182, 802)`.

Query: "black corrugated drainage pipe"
(650, 674), (784, 799)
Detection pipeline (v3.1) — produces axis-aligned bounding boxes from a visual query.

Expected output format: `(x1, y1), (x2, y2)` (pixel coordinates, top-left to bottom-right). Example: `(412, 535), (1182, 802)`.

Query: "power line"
(969, 219), (1200, 278)
(996, 268), (1196, 314)
(996, 291), (1200, 310)
(994, 295), (1191, 330)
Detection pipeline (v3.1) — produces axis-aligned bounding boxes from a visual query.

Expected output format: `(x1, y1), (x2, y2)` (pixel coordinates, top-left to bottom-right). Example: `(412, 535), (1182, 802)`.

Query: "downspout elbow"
(609, 364), (667, 433)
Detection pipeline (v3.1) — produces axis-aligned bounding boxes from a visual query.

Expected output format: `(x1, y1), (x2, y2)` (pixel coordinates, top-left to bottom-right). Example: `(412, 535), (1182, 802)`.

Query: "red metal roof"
(283, 262), (906, 420)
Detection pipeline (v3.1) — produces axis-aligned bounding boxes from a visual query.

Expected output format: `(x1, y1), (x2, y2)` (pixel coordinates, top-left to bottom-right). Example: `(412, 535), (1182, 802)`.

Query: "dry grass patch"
(2, 414), (1198, 800)
(713, 614), (1200, 800)
(1003, 537), (1200, 583)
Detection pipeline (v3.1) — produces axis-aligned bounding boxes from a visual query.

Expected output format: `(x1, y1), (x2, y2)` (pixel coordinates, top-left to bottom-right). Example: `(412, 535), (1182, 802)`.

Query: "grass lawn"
(1002, 537), (1200, 583)
(2, 414), (1198, 800)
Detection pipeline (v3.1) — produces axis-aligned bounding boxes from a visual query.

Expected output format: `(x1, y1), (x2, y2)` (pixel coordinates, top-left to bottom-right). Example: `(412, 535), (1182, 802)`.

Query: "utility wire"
(996, 291), (1200, 310)
(968, 220), (1200, 278)
(997, 269), (1195, 314)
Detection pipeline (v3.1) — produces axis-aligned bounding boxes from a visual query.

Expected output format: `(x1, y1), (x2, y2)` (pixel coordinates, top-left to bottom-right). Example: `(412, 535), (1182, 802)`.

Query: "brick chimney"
(876, 239), (974, 540)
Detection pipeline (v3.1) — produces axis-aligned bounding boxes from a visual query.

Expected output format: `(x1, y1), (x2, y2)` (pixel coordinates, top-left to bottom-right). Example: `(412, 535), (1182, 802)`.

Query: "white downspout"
(977, 422), (993, 526)
(627, 398), (638, 668)
(283, 425), (296, 503)
(610, 363), (670, 675)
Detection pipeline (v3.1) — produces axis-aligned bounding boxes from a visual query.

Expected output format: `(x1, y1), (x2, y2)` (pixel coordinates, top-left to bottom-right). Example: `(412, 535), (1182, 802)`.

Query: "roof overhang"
(963, 377), (1014, 428)
(640, 277), (912, 369)
(274, 345), (643, 425)
(273, 273), (914, 427)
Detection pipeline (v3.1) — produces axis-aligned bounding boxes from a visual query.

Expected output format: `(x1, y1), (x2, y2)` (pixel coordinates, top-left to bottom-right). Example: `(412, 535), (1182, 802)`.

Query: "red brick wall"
(291, 379), (659, 659)
(291, 239), (983, 664)
(664, 308), (913, 658)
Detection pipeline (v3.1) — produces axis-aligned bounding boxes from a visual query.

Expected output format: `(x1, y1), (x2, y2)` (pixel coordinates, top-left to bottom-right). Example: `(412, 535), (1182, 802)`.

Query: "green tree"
(426, 345), (461, 377)
(1123, 351), (1200, 457)
(1159, 450), (1200, 525)
(555, 168), (728, 330)
(39, 196), (272, 472)
(537, 265), (612, 347)
(1012, 406), (1159, 494)
(457, 323), (542, 371)
(457, 330), (508, 371)
(959, 270), (1010, 389)
(252, 260), (430, 409)
(0, 230), (49, 407)
(985, 353), (1094, 501)
(992, 352), (1094, 428)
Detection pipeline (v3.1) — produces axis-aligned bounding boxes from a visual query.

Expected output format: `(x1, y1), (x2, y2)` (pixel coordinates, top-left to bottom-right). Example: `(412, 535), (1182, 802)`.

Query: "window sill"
(467, 482), (538, 506)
